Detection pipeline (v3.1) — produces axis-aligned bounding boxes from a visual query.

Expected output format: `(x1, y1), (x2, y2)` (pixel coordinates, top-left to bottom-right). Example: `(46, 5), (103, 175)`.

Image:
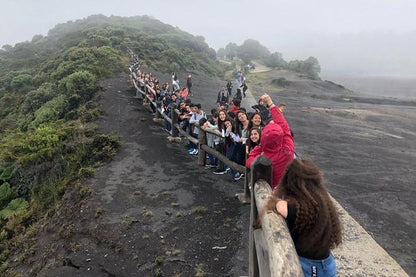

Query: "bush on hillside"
(271, 77), (291, 87)
(30, 95), (67, 128)
(20, 84), (58, 115)
(59, 71), (96, 101)
(10, 74), (33, 92)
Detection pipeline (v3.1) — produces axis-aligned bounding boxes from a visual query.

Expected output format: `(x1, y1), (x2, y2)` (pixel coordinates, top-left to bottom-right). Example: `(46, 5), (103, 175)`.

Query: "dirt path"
(250, 61), (272, 73)
(12, 73), (249, 277)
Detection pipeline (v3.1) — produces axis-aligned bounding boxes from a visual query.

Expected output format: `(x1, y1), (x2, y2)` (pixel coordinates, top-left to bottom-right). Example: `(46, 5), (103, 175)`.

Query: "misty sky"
(1, 0), (416, 75)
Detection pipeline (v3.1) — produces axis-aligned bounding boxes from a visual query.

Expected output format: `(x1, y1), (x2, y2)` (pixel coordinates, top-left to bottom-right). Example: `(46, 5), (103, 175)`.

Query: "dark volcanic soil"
(252, 69), (416, 276)
(5, 67), (416, 276)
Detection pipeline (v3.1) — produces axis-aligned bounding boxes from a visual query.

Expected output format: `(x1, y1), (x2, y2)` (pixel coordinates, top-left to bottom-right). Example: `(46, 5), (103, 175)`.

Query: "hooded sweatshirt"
(246, 106), (294, 189)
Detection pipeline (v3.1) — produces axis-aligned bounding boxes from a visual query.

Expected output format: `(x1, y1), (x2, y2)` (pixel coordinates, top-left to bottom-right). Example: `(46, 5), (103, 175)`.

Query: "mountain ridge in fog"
(264, 31), (416, 77)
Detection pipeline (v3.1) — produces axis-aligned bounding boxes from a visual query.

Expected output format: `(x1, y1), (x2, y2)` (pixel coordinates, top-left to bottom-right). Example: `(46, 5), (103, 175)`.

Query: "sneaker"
(233, 172), (244, 181)
(213, 169), (228, 175)
(189, 149), (197, 155)
(192, 149), (199, 155)
(187, 148), (195, 153)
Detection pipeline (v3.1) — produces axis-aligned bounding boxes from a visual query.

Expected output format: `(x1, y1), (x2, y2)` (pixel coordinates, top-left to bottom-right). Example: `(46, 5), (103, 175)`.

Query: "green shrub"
(10, 74), (32, 91)
(0, 167), (16, 182)
(90, 134), (121, 161)
(60, 71), (96, 101)
(0, 183), (13, 204)
(0, 198), (29, 220)
(66, 94), (82, 111)
(78, 167), (95, 177)
(20, 85), (57, 114)
(271, 78), (290, 87)
(31, 95), (67, 127)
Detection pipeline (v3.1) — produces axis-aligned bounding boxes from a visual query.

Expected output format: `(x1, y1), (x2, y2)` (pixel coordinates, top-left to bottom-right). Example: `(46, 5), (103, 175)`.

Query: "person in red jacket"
(227, 98), (241, 118)
(246, 94), (294, 189)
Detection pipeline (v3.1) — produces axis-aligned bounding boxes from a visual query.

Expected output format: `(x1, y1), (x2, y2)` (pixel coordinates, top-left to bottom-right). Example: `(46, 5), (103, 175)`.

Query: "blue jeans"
(299, 253), (336, 277)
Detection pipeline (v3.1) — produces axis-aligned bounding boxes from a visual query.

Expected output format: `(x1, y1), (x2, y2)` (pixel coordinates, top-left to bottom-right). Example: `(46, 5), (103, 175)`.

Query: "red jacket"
(246, 106), (294, 189)
(227, 106), (240, 116)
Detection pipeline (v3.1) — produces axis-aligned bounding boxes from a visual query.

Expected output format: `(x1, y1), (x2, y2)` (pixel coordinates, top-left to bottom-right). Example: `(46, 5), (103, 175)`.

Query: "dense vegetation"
(217, 39), (321, 79)
(0, 14), (222, 264)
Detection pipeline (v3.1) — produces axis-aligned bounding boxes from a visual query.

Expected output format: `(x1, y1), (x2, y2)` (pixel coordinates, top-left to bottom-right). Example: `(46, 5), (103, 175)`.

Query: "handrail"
(129, 62), (302, 276)
(130, 68), (250, 202)
(249, 155), (303, 277)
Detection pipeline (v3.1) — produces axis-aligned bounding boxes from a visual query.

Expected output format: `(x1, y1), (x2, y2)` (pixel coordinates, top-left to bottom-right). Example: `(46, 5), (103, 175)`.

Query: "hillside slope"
(0, 14), (223, 271)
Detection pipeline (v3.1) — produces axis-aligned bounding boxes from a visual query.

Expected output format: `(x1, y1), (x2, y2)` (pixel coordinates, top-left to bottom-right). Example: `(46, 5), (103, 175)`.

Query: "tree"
(224, 42), (238, 59)
(264, 52), (287, 68)
(237, 39), (270, 63)
(302, 56), (321, 79)
(216, 48), (226, 59)
(1, 44), (12, 52)
(287, 57), (321, 80)
(31, 35), (44, 43)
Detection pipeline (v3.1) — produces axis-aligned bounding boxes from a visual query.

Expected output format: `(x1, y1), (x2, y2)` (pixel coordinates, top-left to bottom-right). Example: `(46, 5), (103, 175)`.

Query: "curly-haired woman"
(263, 159), (342, 276)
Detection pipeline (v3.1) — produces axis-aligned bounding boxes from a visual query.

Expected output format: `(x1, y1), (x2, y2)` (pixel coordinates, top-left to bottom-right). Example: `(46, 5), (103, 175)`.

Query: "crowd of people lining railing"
(129, 62), (291, 182)
(128, 59), (343, 276)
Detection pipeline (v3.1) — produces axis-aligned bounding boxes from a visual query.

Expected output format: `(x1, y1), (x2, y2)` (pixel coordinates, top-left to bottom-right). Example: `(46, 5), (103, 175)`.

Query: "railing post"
(235, 153), (251, 204)
(171, 105), (179, 138)
(249, 155), (272, 277)
(155, 100), (162, 118)
(197, 127), (207, 166)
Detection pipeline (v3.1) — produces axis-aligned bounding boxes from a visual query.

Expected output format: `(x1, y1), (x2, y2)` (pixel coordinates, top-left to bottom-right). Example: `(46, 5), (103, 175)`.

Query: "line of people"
(130, 62), (342, 276)
(131, 62), (294, 183)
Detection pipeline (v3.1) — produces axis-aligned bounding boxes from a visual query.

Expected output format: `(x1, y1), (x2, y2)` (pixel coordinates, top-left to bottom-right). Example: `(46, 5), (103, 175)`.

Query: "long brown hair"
(264, 159), (342, 256)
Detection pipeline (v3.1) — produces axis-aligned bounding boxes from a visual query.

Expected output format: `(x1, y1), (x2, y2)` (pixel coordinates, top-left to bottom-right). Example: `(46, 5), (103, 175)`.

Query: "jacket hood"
(261, 123), (283, 153)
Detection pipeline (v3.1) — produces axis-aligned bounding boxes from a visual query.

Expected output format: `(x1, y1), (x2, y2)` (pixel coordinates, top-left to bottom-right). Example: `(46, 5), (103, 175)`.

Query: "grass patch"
(193, 206), (208, 214)
(154, 255), (164, 265)
(172, 249), (181, 256)
(195, 263), (208, 277)
(224, 217), (232, 227)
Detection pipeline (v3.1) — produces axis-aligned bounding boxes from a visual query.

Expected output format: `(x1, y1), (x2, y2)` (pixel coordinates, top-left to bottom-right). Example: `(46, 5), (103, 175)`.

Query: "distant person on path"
(262, 158), (342, 277)
(240, 77), (248, 97)
(171, 72), (177, 84)
(246, 94), (294, 189)
(187, 74), (193, 96)
(235, 88), (243, 101)
(236, 69), (243, 84)
(216, 86), (230, 106)
(172, 76), (180, 91)
(226, 80), (233, 95)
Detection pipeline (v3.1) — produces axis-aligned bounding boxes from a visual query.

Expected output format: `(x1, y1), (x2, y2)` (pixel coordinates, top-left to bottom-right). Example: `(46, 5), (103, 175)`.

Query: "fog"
(1, 0), (416, 76)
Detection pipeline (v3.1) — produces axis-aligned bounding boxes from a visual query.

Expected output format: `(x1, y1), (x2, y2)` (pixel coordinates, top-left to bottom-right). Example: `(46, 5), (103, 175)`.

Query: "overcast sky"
(1, 0), (416, 75)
